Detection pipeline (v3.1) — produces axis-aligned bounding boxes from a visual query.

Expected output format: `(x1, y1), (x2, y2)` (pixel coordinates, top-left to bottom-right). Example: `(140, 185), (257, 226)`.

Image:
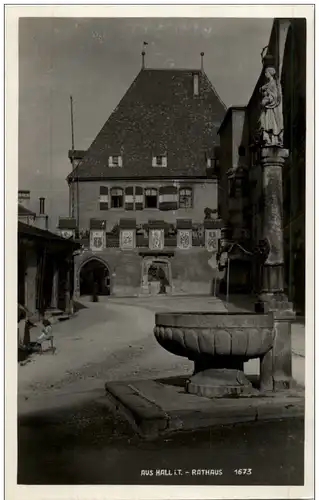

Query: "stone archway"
(78, 257), (111, 297)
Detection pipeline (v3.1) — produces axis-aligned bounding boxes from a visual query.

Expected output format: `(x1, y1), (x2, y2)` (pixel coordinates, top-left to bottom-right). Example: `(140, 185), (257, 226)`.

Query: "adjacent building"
(18, 190), (49, 231)
(60, 63), (226, 297)
(18, 190), (80, 316)
(217, 18), (306, 314)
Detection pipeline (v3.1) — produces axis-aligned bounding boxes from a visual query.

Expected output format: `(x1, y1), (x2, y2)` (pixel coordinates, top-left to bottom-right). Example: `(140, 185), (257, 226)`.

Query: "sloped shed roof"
(18, 204), (36, 217)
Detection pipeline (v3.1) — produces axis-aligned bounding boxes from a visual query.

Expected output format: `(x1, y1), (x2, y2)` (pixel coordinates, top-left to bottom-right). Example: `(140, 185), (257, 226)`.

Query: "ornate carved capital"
(260, 147), (289, 168)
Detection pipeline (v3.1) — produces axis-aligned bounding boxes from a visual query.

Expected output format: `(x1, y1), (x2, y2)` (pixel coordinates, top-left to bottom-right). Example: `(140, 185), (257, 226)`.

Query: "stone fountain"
(154, 50), (295, 398)
(104, 49), (303, 438)
(154, 312), (275, 397)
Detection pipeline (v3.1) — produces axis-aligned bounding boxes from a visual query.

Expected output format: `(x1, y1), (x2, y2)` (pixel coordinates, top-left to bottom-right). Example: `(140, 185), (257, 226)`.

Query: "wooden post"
(51, 264), (59, 309)
(226, 257), (230, 303)
(65, 259), (73, 315)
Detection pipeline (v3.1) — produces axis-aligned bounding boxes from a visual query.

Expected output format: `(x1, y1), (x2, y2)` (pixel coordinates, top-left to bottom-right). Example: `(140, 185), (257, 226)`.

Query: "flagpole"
(69, 96), (74, 217)
(69, 95), (78, 225)
(70, 95), (75, 151)
(142, 41), (148, 69)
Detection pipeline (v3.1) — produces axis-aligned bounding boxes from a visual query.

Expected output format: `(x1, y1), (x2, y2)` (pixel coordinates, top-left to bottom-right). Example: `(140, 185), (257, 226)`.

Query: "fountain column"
(259, 146), (288, 302)
(257, 147), (295, 391)
(255, 53), (295, 391)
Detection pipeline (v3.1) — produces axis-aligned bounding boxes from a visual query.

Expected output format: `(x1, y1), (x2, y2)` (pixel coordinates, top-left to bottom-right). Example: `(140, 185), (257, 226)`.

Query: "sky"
(19, 17), (273, 228)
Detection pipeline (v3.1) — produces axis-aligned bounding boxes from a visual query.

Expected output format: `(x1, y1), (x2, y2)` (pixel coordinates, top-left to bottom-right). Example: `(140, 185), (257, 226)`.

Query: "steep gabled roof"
(18, 204), (36, 217)
(68, 68), (226, 181)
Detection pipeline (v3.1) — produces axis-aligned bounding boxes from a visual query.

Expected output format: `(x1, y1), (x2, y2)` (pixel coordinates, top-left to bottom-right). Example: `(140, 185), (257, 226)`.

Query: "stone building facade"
(61, 65), (226, 297)
(217, 18), (306, 313)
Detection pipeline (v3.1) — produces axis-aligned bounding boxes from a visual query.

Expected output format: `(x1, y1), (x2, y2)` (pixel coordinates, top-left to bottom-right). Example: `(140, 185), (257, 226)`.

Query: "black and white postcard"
(5, 4), (315, 500)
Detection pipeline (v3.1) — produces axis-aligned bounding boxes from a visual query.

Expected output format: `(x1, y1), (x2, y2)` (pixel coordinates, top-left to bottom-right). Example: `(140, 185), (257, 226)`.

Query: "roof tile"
(68, 69), (226, 181)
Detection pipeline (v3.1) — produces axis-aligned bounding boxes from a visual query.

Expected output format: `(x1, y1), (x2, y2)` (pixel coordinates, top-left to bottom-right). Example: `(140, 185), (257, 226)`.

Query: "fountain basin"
(154, 312), (274, 397)
(154, 312), (274, 362)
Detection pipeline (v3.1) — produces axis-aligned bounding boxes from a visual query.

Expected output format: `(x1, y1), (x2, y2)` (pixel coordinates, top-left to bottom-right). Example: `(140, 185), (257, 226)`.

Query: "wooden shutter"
(99, 186), (109, 210)
(135, 186), (144, 210)
(159, 186), (178, 211)
(125, 186), (134, 210)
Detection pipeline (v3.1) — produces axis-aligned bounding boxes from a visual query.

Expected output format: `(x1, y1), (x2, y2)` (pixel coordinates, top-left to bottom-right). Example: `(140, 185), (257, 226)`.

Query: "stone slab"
(104, 378), (304, 439)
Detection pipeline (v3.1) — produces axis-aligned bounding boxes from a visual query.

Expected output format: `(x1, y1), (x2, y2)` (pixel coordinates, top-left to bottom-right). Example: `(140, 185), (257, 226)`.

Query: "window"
(145, 188), (158, 208)
(108, 156), (123, 167)
(111, 188), (124, 208)
(206, 157), (219, 171)
(179, 188), (193, 208)
(152, 156), (167, 167)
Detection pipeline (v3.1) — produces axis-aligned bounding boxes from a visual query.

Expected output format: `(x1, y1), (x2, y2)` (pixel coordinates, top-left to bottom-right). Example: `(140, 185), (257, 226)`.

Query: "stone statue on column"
(259, 65), (284, 147)
(254, 48), (295, 392)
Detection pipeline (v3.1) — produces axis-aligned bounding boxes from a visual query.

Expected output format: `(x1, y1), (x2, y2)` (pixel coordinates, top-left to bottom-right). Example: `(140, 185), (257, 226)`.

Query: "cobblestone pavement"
(18, 299), (194, 411)
(17, 297), (306, 486)
(18, 296), (305, 416)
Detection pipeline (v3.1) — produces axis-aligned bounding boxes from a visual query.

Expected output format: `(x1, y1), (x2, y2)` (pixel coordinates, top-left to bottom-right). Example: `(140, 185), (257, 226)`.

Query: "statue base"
(256, 294), (296, 392)
(255, 292), (293, 314)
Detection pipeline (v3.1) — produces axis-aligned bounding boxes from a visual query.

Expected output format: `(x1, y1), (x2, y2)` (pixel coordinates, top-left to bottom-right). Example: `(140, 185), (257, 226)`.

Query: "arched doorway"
(147, 261), (169, 294)
(79, 258), (110, 296)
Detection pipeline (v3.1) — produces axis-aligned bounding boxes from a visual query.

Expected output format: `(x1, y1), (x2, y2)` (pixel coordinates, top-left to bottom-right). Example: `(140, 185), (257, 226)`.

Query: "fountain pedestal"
(256, 147), (289, 308)
(255, 146), (295, 391)
(187, 369), (255, 398)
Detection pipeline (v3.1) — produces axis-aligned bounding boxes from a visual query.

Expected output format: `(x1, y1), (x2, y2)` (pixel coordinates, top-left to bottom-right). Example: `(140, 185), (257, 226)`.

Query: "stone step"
(45, 309), (64, 317)
(57, 314), (71, 322)
(104, 378), (305, 439)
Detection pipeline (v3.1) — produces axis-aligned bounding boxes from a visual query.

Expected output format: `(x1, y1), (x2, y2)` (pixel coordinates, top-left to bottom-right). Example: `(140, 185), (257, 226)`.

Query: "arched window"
(179, 188), (193, 208)
(111, 187), (124, 208)
(145, 188), (158, 208)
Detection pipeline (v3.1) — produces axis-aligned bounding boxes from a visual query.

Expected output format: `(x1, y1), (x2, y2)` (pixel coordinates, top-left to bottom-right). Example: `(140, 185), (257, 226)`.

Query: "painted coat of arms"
(90, 231), (105, 251)
(60, 229), (74, 239)
(177, 230), (192, 249)
(205, 229), (220, 252)
(149, 229), (164, 250)
(120, 230), (135, 250)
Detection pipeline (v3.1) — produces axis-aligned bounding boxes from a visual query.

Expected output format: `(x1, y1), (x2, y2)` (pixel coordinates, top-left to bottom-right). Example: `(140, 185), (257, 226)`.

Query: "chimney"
(193, 72), (199, 96)
(18, 190), (30, 208)
(200, 52), (204, 71)
(39, 197), (45, 215)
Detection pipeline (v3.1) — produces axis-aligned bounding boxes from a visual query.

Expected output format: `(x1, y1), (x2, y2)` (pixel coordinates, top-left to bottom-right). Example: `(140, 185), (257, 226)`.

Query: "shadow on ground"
(18, 395), (304, 485)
